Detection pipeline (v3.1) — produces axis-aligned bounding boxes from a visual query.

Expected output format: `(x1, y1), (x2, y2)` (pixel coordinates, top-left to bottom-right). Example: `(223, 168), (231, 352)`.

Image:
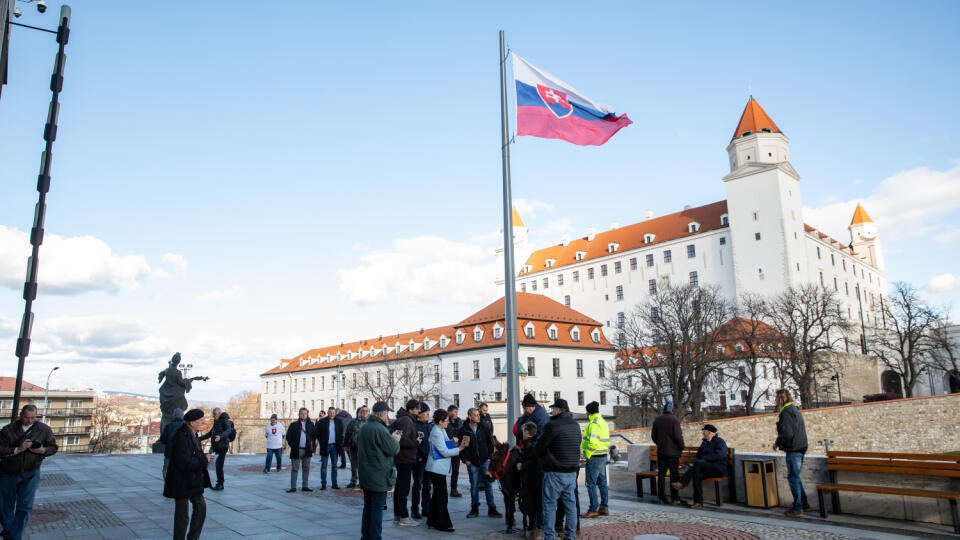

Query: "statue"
(154, 352), (208, 452)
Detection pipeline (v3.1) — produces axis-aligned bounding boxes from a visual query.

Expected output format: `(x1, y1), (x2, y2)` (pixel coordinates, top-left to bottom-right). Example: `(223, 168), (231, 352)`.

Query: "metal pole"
(498, 30), (520, 445)
(12, 5), (70, 422)
(42, 365), (59, 423)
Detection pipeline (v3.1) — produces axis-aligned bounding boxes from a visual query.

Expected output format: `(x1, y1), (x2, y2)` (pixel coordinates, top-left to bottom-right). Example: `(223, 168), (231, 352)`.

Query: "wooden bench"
(635, 445), (736, 506)
(816, 451), (960, 535)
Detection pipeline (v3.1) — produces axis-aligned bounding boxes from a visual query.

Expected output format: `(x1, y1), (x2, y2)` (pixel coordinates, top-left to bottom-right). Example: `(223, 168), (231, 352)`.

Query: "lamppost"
(41, 365), (59, 423)
(830, 373), (842, 404)
(7, 3), (71, 422)
(178, 363), (193, 379)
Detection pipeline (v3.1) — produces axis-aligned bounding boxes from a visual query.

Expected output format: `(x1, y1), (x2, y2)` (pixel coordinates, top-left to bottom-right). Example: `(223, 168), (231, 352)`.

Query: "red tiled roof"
(732, 97), (781, 140)
(519, 201), (729, 277)
(262, 294), (613, 376)
(0, 377), (44, 392)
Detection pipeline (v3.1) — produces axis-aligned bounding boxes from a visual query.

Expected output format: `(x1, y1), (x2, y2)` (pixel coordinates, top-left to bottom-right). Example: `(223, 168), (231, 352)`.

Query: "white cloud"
(195, 285), (242, 303)
(162, 253), (188, 273)
(926, 273), (960, 293)
(337, 235), (498, 305)
(513, 198), (553, 219)
(803, 163), (960, 242)
(0, 316), (16, 338)
(0, 225), (152, 295)
(26, 315), (169, 364)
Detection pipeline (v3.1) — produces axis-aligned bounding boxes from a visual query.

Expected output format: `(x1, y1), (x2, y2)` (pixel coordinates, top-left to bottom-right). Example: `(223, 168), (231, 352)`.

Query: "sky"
(1, 1), (959, 401)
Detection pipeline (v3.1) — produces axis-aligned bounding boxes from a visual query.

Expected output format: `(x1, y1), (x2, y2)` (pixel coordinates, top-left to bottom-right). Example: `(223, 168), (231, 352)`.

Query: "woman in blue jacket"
(425, 409), (466, 532)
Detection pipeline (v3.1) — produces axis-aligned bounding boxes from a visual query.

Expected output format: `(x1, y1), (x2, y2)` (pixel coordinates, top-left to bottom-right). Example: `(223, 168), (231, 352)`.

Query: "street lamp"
(830, 373), (843, 404)
(41, 365), (59, 423)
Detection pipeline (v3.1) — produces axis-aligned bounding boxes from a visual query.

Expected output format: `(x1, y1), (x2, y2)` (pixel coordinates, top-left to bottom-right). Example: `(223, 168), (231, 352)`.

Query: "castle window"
(755, 232), (761, 241)
(646, 254), (654, 267)
(614, 261), (622, 274)
(600, 264), (608, 277)
(720, 237), (726, 246)
(456, 331), (465, 345)
(752, 212), (759, 221)
(564, 295), (571, 307)
(591, 329), (601, 343)
(524, 323), (535, 339)
(689, 271), (699, 287)
(575, 251), (586, 261)
(644, 233), (655, 243)
(616, 285), (624, 301)
(588, 268), (595, 280)
(648, 279), (657, 295)
(531, 280), (537, 291)
(664, 250), (672, 263)
(721, 214), (729, 226)
(608, 242), (619, 253)
(473, 327), (483, 342)
(548, 326), (558, 341)
(543, 277), (549, 289)
(557, 273), (564, 286)
(688, 222), (700, 233)
(571, 327), (580, 342)
(630, 258), (638, 270)
(493, 324), (503, 339)
(545, 258), (556, 268)
(520, 282), (526, 292)
(573, 271), (579, 283)
(687, 244), (696, 258)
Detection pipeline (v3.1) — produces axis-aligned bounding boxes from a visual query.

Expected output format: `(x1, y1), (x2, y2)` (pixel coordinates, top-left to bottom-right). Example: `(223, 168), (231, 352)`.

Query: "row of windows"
(815, 246), (880, 285)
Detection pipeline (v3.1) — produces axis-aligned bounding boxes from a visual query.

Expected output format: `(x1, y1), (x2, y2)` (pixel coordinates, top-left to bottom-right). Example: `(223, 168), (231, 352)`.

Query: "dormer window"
(522, 264), (533, 273)
(545, 258), (556, 268)
(395, 344), (402, 355)
(473, 326), (484, 342)
(721, 214), (729, 226)
(492, 324), (503, 340)
(547, 324), (558, 341)
(761, 128), (772, 133)
(590, 329), (601, 344)
(439, 336), (447, 349)
(382, 345), (388, 356)
(607, 243), (619, 253)
(524, 322), (535, 339)
(575, 251), (586, 261)
(734, 343), (744, 353)
(644, 233), (655, 244)
(423, 338), (431, 350)
(741, 130), (752, 137)
(455, 331), (465, 345)
(716, 345), (725, 354)
(687, 222), (700, 233)
(570, 326), (581, 342)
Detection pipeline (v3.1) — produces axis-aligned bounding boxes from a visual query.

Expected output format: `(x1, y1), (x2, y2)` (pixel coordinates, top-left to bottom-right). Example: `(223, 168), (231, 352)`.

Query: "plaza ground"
(19, 453), (958, 539)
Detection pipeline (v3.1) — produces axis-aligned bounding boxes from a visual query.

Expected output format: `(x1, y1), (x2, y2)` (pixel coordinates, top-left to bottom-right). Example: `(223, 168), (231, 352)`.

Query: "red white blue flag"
(514, 54), (631, 146)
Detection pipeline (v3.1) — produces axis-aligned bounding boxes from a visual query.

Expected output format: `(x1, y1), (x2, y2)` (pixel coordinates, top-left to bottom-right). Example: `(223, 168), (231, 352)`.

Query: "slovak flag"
(514, 54), (632, 146)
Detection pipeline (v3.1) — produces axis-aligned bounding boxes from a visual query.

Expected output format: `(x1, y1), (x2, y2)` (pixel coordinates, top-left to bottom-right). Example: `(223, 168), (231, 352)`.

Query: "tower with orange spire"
(848, 203), (884, 271)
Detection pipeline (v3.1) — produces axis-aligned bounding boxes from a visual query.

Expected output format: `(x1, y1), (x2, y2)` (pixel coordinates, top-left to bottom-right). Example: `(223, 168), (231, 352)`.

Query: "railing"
(0, 407), (95, 417)
(58, 445), (92, 454)
(52, 426), (90, 435)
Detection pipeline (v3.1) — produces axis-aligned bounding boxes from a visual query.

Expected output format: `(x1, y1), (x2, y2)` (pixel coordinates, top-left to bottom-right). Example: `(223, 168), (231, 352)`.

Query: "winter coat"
(519, 443), (543, 514)
(775, 403), (808, 453)
(335, 410), (352, 442)
(163, 423), (211, 499)
(695, 436), (728, 466)
(0, 420), (57, 475)
(514, 405), (549, 445)
(415, 418), (432, 462)
(535, 411), (581, 473)
(161, 418), (184, 458)
(285, 419), (317, 459)
(479, 412), (494, 436)
(265, 422), (285, 450)
(390, 408), (419, 465)
(199, 412), (235, 453)
(345, 416), (366, 449)
(358, 414), (400, 492)
(425, 424), (460, 476)
(650, 412), (685, 458)
(316, 416), (344, 449)
(458, 422), (494, 465)
(444, 416), (463, 442)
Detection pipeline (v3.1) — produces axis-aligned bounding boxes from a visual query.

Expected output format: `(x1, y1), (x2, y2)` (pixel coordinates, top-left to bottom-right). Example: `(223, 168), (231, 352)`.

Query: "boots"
(466, 505), (479, 518)
(488, 505), (503, 518)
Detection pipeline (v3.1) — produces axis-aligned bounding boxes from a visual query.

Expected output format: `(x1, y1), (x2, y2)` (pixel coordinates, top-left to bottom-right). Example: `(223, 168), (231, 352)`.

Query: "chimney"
(683, 205), (691, 211)
(610, 222), (619, 229)
(645, 210), (653, 220)
(586, 228), (596, 242)
(561, 234), (570, 247)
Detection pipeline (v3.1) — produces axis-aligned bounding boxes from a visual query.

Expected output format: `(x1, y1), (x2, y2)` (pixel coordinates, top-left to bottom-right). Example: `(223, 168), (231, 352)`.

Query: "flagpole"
(498, 30), (520, 445)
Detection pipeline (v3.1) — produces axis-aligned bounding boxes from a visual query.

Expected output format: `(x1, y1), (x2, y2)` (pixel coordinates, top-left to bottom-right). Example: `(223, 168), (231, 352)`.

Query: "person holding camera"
(0, 404), (57, 540)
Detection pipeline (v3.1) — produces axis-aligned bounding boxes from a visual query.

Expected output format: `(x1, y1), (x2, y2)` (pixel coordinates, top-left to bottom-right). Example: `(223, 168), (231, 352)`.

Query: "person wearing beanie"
(580, 401), (610, 518)
(164, 408), (213, 540)
(651, 401), (684, 505)
(264, 413), (285, 474)
(411, 402), (433, 519)
(513, 394), (549, 447)
(671, 424), (728, 509)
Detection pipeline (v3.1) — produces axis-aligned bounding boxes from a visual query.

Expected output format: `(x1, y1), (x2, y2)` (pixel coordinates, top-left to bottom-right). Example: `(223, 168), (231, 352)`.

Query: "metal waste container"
(743, 458), (778, 508)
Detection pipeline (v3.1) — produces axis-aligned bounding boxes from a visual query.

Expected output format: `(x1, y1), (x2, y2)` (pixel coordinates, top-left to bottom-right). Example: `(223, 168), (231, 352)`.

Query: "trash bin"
(743, 458), (778, 508)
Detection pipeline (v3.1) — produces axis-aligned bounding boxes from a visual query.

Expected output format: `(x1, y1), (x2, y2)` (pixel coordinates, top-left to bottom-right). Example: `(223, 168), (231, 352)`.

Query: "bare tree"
(761, 284), (853, 408)
(352, 352), (443, 406)
(727, 294), (784, 415)
(868, 282), (943, 397)
(89, 401), (132, 454)
(613, 284), (731, 422)
(927, 319), (960, 393)
(226, 390), (260, 417)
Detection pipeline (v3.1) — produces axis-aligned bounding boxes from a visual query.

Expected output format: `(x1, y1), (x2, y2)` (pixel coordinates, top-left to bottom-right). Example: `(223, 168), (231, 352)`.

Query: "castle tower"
(848, 203), (884, 271)
(495, 208), (530, 286)
(723, 97), (808, 297)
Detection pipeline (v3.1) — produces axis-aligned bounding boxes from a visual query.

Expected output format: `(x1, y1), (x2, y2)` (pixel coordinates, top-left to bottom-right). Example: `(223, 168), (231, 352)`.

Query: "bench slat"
(828, 451), (960, 463)
(817, 483), (960, 500)
(828, 464), (960, 478)
(828, 457), (960, 471)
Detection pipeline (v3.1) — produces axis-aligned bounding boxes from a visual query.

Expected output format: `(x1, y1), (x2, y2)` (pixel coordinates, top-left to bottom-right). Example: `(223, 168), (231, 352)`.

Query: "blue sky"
(1, 1), (958, 400)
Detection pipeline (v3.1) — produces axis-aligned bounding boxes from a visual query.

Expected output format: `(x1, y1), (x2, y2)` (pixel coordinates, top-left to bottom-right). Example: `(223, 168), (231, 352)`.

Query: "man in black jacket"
(391, 399), (420, 527)
(286, 407), (317, 493)
(444, 405), (463, 497)
(460, 407), (501, 518)
(536, 399), (581, 540)
(198, 408), (234, 490)
(317, 407), (343, 490)
(0, 404), (58, 540)
(773, 389), (809, 516)
(650, 401), (684, 504)
(164, 408), (213, 540)
(160, 407), (184, 479)
(671, 424), (727, 509)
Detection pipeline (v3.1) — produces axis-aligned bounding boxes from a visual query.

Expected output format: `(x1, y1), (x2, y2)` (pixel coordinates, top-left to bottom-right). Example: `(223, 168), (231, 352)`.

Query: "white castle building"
(513, 98), (887, 344)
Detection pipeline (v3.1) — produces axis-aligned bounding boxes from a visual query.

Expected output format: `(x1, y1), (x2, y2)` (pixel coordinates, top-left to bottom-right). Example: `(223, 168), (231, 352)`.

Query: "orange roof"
(732, 97), (781, 141)
(850, 203), (873, 225)
(0, 377), (44, 392)
(512, 209), (525, 228)
(262, 294), (612, 376)
(519, 201), (728, 277)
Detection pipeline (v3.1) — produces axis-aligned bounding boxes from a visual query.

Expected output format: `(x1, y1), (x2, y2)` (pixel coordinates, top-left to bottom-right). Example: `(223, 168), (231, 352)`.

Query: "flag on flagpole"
(513, 53), (632, 146)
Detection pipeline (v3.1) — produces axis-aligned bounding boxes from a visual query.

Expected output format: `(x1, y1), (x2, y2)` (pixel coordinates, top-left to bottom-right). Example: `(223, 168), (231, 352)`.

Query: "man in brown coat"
(0, 404), (58, 540)
(650, 402), (684, 504)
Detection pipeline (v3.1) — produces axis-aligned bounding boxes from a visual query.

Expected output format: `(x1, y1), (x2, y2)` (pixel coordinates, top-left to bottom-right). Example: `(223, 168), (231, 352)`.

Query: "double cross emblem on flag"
(536, 84), (573, 119)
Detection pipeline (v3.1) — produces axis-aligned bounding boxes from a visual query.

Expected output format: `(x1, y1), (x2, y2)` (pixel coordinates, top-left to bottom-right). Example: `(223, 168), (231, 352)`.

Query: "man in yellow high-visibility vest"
(580, 401), (610, 518)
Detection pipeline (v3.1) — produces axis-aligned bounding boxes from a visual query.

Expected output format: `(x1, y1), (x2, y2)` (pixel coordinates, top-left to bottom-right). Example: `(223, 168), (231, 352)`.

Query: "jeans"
(213, 450), (226, 486)
(290, 454), (311, 490)
(393, 463), (414, 518)
(542, 471), (577, 540)
(320, 443), (338, 487)
(412, 459), (431, 516)
(362, 490), (387, 540)
(0, 469), (40, 540)
(173, 494), (206, 540)
(584, 455), (609, 512)
(656, 456), (680, 502)
(786, 451), (809, 511)
(467, 461), (497, 508)
(265, 448), (282, 471)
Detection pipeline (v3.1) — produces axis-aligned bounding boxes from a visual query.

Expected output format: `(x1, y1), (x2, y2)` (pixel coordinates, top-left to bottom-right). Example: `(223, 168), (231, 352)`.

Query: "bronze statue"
(157, 352), (208, 434)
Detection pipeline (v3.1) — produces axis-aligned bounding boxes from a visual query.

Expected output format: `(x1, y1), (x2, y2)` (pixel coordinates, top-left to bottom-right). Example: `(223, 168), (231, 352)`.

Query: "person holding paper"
(424, 408), (467, 532)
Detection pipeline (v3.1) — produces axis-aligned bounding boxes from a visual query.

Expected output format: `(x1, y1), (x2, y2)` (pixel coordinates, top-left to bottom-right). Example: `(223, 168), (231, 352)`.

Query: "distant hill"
(104, 390), (157, 400)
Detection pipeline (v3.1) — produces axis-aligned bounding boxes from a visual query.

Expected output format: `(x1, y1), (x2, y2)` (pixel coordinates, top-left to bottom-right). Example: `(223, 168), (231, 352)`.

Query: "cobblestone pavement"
(16, 454), (953, 540)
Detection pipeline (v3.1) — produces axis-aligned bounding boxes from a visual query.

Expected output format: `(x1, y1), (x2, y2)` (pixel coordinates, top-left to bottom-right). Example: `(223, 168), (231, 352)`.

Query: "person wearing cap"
(359, 401), (402, 540)
(411, 402), (432, 519)
(513, 393), (549, 446)
(264, 413), (285, 474)
(285, 407), (317, 493)
(773, 388), (809, 517)
(164, 408), (213, 540)
(536, 398), (581, 540)
(390, 399), (421, 527)
(580, 401), (610, 519)
(444, 405), (464, 498)
(160, 407), (184, 479)
(671, 424), (728, 509)
(651, 401), (684, 505)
